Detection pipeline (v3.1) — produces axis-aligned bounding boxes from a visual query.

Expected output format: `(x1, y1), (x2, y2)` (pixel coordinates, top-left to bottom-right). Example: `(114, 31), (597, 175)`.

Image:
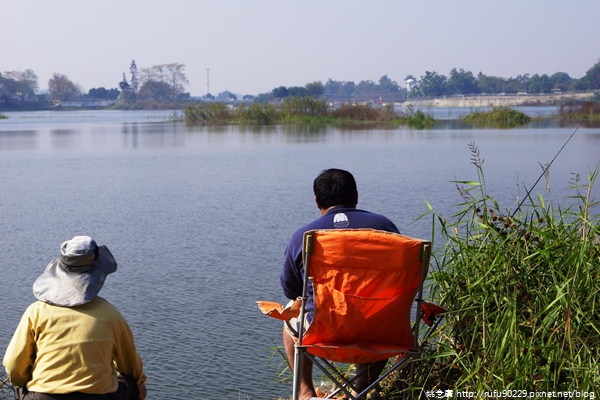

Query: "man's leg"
(353, 359), (388, 399)
(283, 324), (316, 400)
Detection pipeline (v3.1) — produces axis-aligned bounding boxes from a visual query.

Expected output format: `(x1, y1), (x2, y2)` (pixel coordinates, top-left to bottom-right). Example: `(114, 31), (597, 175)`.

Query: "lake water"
(1, 110), (599, 399)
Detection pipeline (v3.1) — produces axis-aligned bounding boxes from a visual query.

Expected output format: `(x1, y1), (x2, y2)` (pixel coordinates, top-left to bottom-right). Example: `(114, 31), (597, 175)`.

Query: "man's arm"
(280, 237), (304, 300)
(113, 316), (147, 400)
(2, 308), (35, 387)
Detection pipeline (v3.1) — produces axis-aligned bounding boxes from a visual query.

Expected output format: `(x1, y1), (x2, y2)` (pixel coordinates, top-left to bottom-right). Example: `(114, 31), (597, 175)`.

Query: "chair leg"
(285, 325), (317, 400)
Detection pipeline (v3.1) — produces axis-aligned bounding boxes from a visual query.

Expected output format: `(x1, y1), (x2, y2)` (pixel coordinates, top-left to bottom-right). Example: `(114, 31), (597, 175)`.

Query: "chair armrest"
(256, 298), (302, 321)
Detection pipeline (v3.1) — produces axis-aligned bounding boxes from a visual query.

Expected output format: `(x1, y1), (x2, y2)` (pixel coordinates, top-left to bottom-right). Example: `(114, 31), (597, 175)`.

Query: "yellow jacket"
(3, 296), (146, 398)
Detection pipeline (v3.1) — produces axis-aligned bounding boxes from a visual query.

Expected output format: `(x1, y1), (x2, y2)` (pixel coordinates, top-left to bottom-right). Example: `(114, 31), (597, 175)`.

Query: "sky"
(2, 0), (599, 97)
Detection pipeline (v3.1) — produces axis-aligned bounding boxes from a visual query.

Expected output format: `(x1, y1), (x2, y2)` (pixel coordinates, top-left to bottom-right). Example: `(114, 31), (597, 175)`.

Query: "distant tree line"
(255, 75), (405, 103)
(256, 60), (600, 103)
(416, 69), (590, 98)
(0, 60), (192, 109)
(1, 58), (599, 110)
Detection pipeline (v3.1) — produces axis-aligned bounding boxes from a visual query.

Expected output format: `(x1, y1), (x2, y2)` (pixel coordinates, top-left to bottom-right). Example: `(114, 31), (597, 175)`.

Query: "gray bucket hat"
(33, 236), (117, 307)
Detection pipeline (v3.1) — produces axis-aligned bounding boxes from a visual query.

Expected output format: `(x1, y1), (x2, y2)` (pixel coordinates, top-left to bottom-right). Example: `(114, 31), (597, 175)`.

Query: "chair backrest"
(300, 229), (431, 363)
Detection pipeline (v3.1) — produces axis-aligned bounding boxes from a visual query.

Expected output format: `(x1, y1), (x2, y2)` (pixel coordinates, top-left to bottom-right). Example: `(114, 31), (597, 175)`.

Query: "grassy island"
(184, 97), (436, 129)
(459, 107), (531, 127)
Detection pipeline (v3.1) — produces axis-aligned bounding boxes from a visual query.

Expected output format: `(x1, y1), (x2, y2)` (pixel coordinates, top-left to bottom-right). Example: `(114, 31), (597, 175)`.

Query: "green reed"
(400, 143), (600, 397)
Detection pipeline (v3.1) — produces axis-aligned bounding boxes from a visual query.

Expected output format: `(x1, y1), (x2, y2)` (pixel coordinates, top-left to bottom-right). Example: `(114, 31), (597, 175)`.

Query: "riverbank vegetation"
(184, 97), (436, 128)
(394, 145), (600, 397)
(558, 101), (600, 121)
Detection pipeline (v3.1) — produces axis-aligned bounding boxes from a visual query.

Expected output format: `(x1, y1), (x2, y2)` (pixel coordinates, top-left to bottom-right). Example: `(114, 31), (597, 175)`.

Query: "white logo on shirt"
(333, 213), (350, 228)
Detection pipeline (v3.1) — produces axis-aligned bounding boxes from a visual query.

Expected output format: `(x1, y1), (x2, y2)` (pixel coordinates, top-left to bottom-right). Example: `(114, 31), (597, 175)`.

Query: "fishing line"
(511, 121), (583, 218)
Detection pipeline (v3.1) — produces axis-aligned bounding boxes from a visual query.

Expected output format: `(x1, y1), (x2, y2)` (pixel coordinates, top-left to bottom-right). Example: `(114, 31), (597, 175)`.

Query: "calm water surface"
(1, 110), (599, 399)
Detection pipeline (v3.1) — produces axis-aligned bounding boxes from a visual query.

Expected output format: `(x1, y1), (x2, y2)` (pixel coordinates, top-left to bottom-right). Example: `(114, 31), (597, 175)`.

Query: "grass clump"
(184, 102), (234, 124)
(461, 107), (531, 127)
(0, 113), (7, 119)
(403, 144), (600, 396)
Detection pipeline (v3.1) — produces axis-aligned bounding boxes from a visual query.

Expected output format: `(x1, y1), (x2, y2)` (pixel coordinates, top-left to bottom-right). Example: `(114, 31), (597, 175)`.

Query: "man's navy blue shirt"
(280, 206), (399, 319)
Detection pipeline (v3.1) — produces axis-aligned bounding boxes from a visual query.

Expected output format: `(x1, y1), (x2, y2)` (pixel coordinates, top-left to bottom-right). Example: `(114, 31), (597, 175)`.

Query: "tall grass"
(402, 144), (600, 396)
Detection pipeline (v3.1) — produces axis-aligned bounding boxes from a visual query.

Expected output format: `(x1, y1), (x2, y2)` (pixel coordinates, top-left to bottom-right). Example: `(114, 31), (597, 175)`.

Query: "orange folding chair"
(258, 229), (444, 400)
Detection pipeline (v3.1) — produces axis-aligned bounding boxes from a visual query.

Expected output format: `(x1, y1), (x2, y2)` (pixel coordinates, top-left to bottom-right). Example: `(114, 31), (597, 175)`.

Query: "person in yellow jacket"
(3, 236), (147, 400)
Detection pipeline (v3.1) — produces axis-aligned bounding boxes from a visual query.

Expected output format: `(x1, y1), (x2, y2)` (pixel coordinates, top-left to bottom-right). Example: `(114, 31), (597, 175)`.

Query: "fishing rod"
(511, 121), (583, 218)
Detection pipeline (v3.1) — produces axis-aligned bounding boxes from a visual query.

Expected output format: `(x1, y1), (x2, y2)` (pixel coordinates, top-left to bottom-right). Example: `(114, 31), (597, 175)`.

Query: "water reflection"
(121, 122), (188, 149)
(50, 129), (79, 149)
(0, 130), (37, 150)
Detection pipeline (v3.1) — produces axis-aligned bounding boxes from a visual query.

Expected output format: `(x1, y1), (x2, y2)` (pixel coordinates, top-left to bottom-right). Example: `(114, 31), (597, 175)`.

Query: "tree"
(582, 59), (600, 90)
(342, 81), (356, 98)
(272, 86), (289, 98)
(138, 63), (189, 101)
(137, 80), (173, 101)
(129, 60), (139, 93)
(216, 90), (237, 101)
(528, 74), (552, 94)
(3, 69), (39, 93)
(569, 78), (588, 92)
(88, 87), (120, 100)
(549, 72), (572, 92)
(323, 79), (355, 100)
(353, 80), (378, 100)
(305, 81), (324, 97)
(378, 74), (399, 92)
(288, 86), (308, 97)
(119, 73), (130, 90)
(1, 69), (39, 100)
(477, 73), (506, 94)
(48, 73), (82, 101)
(164, 63), (189, 100)
(446, 68), (479, 95)
(417, 71), (447, 97)
(377, 74), (404, 101)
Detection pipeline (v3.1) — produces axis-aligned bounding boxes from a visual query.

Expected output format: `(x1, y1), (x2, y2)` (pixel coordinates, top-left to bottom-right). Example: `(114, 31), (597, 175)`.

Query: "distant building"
(405, 78), (416, 92)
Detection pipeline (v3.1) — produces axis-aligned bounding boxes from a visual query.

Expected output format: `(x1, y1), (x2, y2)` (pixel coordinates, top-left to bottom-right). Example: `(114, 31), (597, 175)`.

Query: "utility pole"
(205, 68), (210, 96)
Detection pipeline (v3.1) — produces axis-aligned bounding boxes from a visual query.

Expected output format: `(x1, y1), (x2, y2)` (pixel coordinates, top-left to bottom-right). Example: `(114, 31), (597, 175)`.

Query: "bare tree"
(48, 73), (82, 101)
(2, 69), (39, 96)
(138, 63), (189, 100)
(165, 63), (189, 100)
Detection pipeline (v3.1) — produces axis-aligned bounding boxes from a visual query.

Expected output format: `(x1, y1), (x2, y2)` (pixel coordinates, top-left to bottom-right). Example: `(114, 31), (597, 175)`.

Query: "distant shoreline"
(402, 92), (594, 108)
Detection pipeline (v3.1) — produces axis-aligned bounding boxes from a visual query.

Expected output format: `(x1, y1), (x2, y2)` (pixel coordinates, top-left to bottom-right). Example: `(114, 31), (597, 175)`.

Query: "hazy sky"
(3, 0), (599, 96)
